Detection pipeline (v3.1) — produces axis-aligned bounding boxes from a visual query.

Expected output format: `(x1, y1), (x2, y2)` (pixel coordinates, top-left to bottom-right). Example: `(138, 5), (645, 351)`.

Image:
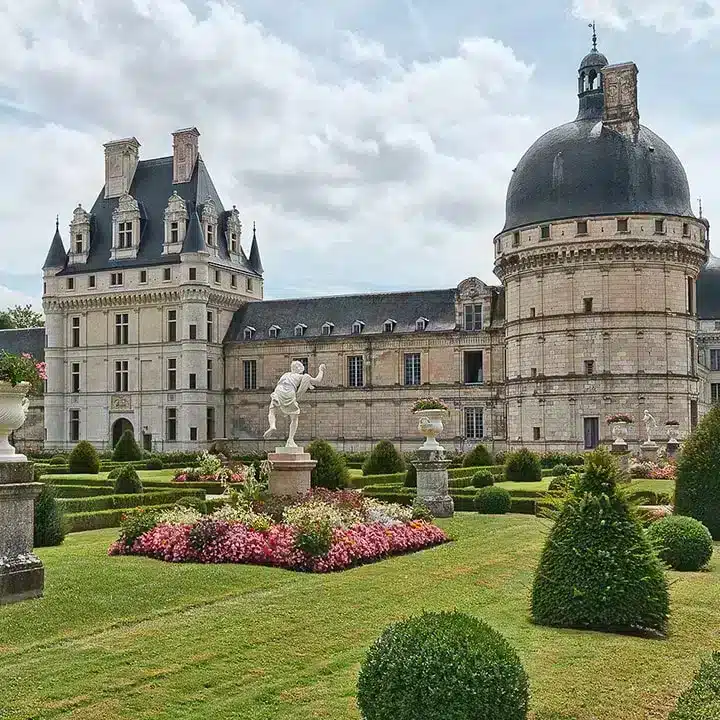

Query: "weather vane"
(588, 21), (597, 51)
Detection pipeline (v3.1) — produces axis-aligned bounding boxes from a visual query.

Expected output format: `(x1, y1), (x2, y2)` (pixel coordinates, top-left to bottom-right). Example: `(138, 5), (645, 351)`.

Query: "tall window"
(463, 351), (484, 384)
(67, 278), (74, 290)
(207, 359), (213, 390)
(243, 359), (257, 390)
(584, 359), (595, 375)
(189, 324), (197, 340)
(583, 297), (593, 313)
(655, 218), (665, 234)
(246, 277), (253, 293)
(207, 224), (214, 245)
(348, 355), (364, 387)
(207, 311), (214, 343)
(711, 349), (720, 371)
(465, 408), (484, 439)
(69, 409), (80, 442)
(170, 221), (179, 243)
(189, 267), (196, 281)
(190, 427), (198, 441)
(75, 234), (83, 253)
(687, 277), (695, 314)
(230, 233), (238, 253)
(167, 358), (177, 390)
(71, 317), (80, 348)
(167, 310), (177, 342)
(88, 275), (96, 289)
(139, 270), (147, 284)
(118, 221), (133, 248)
(115, 313), (129, 345)
(114, 360), (129, 392)
(189, 373), (197, 390)
(206, 407), (216, 440)
(231, 274), (237, 288)
(404, 353), (421, 386)
(71, 363), (80, 393)
(163, 268), (171, 282)
(166, 408), (177, 441)
(464, 304), (483, 330)
(711, 383), (720, 403)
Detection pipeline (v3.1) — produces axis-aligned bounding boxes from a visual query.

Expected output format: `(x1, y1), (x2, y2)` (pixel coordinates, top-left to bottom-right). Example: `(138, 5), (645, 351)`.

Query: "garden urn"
(666, 424), (680, 442)
(415, 409), (447, 451)
(610, 421), (629, 448)
(0, 381), (30, 463)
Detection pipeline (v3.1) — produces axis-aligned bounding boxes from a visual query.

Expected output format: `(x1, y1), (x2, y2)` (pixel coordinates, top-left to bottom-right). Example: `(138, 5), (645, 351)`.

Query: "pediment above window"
(68, 203), (91, 264)
(111, 193), (141, 260)
(163, 191), (188, 253)
(227, 205), (242, 256)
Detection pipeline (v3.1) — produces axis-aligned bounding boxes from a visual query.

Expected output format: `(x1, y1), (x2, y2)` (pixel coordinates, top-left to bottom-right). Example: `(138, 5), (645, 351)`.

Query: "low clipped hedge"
(669, 651), (720, 720)
(65, 504), (176, 533)
(356, 471), (407, 485)
(58, 488), (206, 514)
(52, 485), (117, 498)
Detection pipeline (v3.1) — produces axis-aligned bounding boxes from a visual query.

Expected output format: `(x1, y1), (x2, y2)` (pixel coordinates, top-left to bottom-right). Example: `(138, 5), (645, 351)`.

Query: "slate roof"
(0, 327), (45, 361)
(43, 220), (67, 270)
(697, 253), (720, 319)
(53, 156), (261, 277)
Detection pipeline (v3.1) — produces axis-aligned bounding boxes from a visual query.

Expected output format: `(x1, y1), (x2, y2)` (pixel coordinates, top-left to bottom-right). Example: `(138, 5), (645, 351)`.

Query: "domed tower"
(493, 42), (707, 451)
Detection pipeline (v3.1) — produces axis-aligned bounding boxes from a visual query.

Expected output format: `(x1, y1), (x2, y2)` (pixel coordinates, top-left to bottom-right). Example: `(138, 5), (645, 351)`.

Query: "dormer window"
(230, 233), (238, 253)
(383, 319), (396, 333)
(294, 324), (307, 337)
(75, 234), (83, 253)
(226, 205), (242, 255)
(69, 203), (91, 263)
(201, 199), (219, 255)
(111, 193), (141, 260)
(207, 224), (214, 245)
(322, 322), (334, 336)
(170, 222), (179, 243)
(352, 320), (365, 334)
(415, 317), (428, 331)
(163, 191), (188, 253)
(243, 326), (256, 340)
(269, 325), (281, 339)
(118, 222), (132, 248)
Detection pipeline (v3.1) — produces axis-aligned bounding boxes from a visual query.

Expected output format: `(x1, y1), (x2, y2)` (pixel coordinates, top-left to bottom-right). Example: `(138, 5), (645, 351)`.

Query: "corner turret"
(43, 217), (67, 272)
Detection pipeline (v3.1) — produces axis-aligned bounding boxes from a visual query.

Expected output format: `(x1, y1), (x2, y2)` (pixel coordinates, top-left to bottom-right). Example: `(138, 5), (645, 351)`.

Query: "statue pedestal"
(412, 448), (454, 518)
(610, 444), (631, 479)
(0, 462), (44, 605)
(267, 447), (316, 497)
(640, 441), (659, 462)
(666, 438), (680, 458)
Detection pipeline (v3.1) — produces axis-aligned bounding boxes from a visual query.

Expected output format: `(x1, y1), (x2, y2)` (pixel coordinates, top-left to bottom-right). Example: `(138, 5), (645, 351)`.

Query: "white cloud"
(0, 0), (540, 297)
(0, 284), (39, 310)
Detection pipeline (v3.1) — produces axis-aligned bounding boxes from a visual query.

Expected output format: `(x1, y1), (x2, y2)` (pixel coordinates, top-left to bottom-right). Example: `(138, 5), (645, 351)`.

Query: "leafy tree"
(0, 304), (44, 329)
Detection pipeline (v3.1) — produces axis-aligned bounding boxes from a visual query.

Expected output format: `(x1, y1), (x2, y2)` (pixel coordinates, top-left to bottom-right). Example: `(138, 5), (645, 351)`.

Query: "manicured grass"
(1, 515), (717, 719)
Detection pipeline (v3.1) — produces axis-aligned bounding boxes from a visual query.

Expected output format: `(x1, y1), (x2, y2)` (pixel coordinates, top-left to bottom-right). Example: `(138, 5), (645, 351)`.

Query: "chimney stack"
(103, 137), (140, 199)
(601, 63), (640, 142)
(172, 127), (200, 184)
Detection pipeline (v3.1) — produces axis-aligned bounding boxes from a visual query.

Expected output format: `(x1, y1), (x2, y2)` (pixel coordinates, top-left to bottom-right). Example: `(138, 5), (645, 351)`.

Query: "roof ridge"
(259, 287), (458, 304)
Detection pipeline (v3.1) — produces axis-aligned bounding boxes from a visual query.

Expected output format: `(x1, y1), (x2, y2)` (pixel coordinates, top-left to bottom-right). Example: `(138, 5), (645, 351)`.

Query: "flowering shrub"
(411, 398), (449, 412)
(0, 351), (46, 390)
(606, 413), (633, 424)
(649, 463), (676, 480)
(156, 506), (203, 525)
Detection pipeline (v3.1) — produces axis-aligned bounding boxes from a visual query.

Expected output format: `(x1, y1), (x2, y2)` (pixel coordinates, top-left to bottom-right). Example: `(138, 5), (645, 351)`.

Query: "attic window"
(655, 219), (666, 235)
(383, 319), (396, 333)
(75, 234), (83, 253)
(243, 327), (256, 340)
(415, 317), (428, 331)
(682, 222), (690, 237)
(231, 274), (237, 288)
(170, 222), (179, 243)
(617, 218), (629, 233)
(294, 324), (307, 337)
(512, 231), (520, 247)
(88, 275), (96, 289)
(540, 225), (550, 240)
(576, 220), (588, 235)
(118, 222), (133, 249)
(322, 322), (334, 336)
(352, 321), (365, 335)
(230, 233), (238, 253)
(269, 325), (280, 339)
(67, 278), (74, 290)
(207, 224), (214, 245)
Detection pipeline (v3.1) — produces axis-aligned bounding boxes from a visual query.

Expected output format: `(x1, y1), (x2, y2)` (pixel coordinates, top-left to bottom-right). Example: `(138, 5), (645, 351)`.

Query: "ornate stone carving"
(110, 395), (132, 411)
(163, 191), (188, 250)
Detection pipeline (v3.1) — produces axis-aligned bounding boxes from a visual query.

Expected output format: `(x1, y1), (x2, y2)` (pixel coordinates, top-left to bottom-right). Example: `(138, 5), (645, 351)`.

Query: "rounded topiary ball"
(146, 455), (164, 470)
(474, 486), (511, 514)
(504, 448), (542, 483)
(68, 441), (100, 474)
(357, 611), (529, 720)
(362, 440), (405, 476)
(114, 464), (143, 494)
(646, 516), (714, 571)
(472, 469), (495, 488)
(50, 455), (67, 466)
(462, 443), (493, 468)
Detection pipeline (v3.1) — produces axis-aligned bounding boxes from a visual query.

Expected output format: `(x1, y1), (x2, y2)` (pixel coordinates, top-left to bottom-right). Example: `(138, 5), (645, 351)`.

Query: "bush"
(548, 474), (576, 493)
(107, 467), (121, 480)
(113, 429), (142, 462)
(175, 496), (208, 514)
(307, 440), (349, 490)
(68, 441), (100, 475)
(33, 476), (65, 547)
(462, 443), (493, 467)
(119, 507), (158, 548)
(146, 455), (163, 470)
(646, 516), (714, 571)
(49, 455), (67, 466)
(551, 464), (571, 479)
(472, 469), (495, 488)
(357, 611), (529, 720)
(539, 452), (585, 468)
(411, 498), (433, 521)
(113, 464), (143, 494)
(531, 447), (669, 633)
(474, 486), (511, 514)
(504, 448), (542, 483)
(404, 463), (417, 488)
(669, 652), (720, 720)
(363, 440), (405, 477)
(675, 404), (720, 539)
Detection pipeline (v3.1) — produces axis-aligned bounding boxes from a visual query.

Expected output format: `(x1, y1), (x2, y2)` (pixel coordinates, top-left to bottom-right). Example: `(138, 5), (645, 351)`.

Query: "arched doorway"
(112, 418), (134, 448)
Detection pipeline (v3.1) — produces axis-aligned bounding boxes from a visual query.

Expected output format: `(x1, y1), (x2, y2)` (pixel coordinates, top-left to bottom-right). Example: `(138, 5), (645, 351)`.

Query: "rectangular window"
(463, 303), (483, 331)
(167, 310), (177, 342)
(655, 218), (665, 234)
(404, 353), (421, 386)
(189, 373), (197, 390)
(463, 351), (484, 384)
(166, 408), (177, 441)
(533, 426), (541, 440)
(231, 274), (237, 288)
(71, 362), (80, 393)
(170, 221), (179, 243)
(683, 222), (690, 237)
(711, 349), (720, 372)
(189, 323), (197, 340)
(691, 399), (699, 430)
(207, 359), (213, 390)
(243, 359), (257, 390)
(207, 311), (214, 343)
(230, 233), (238, 253)
(71, 317), (80, 348)
(67, 278), (74, 290)
(190, 426), (198, 442)
(214, 269), (220, 284)
(246, 277), (253, 293)
(110, 272), (123, 286)
(115, 313), (129, 345)
(207, 225), (214, 245)
(576, 220), (588, 235)
(88, 275), (96, 289)
(512, 231), (520, 247)
(583, 297), (593, 313)
(687, 277), (695, 314)
(540, 224), (550, 240)
(167, 358), (177, 390)
(714, 321), (720, 331)
(119, 221), (133, 248)
(583, 417), (600, 450)
(139, 270), (147, 284)
(712, 383), (720, 403)
(617, 218), (628, 232)
(464, 408), (484, 439)
(348, 355), (364, 387)
(530, 367), (537, 378)
(293, 357), (309, 373)
(690, 338), (696, 375)
(189, 267), (196, 281)
(69, 409), (80, 442)
(114, 360), (129, 392)
(529, 307), (536, 318)
(206, 407), (216, 440)
(163, 268), (171, 282)
(584, 359), (595, 375)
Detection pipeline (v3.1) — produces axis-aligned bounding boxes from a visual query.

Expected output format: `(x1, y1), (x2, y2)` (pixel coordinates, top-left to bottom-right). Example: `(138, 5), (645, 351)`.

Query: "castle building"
(2, 41), (715, 454)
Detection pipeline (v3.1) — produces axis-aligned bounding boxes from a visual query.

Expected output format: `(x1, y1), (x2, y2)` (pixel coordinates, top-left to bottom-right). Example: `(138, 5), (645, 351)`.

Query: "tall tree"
(0, 304), (44, 329)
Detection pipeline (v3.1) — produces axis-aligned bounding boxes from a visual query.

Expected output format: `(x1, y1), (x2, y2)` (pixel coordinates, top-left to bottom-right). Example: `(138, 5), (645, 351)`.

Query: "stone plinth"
(0, 462), (44, 605)
(412, 448), (454, 518)
(640, 441), (659, 462)
(666, 438), (680, 458)
(609, 444), (630, 479)
(267, 447), (317, 497)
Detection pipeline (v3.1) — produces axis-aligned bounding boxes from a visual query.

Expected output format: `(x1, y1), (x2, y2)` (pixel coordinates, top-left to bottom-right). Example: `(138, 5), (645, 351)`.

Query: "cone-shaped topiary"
(112, 428), (142, 462)
(362, 440), (405, 477)
(675, 404), (720, 539)
(357, 611), (529, 720)
(33, 468), (65, 547)
(474, 486), (510, 514)
(307, 439), (349, 490)
(669, 652), (720, 720)
(646, 515), (714, 571)
(113, 463), (143, 494)
(531, 447), (670, 634)
(462, 443), (493, 468)
(68, 440), (100, 474)
(504, 448), (542, 483)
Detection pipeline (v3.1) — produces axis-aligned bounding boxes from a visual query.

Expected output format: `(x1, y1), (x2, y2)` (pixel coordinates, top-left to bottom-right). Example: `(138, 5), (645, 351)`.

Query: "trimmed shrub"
(404, 463), (417, 488)
(112, 429), (142, 462)
(175, 496), (208, 514)
(68, 441), (100, 475)
(669, 652), (720, 720)
(363, 440), (406, 477)
(50, 455), (67, 466)
(146, 455), (163, 470)
(551, 463), (571, 479)
(357, 611), (529, 720)
(33, 475), (65, 547)
(107, 467), (121, 480)
(472, 469), (495, 488)
(474, 486), (511, 514)
(307, 440), (349, 490)
(531, 447), (669, 633)
(504, 448), (542, 483)
(113, 464), (143, 494)
(646, 516), (714, 571)
(539, 452), (585, 468)
(675, 404), (720, 539)
(462, 443), (493, 468)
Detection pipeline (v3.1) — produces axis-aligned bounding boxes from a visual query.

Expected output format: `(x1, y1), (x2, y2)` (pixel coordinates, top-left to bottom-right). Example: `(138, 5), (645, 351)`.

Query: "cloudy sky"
(0, 0), (718, 308)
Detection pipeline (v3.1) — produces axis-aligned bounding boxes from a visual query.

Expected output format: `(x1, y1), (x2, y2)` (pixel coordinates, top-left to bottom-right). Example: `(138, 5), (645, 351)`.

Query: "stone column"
(267, 447), (317, 497)
(0, 462), (44, 604)
(412, 449), (454, 518)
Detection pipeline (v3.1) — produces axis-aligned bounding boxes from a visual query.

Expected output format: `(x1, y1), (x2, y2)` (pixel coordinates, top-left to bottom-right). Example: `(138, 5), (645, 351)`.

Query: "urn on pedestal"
(0, 381), (31, 462)
(606, 413), (633, 450)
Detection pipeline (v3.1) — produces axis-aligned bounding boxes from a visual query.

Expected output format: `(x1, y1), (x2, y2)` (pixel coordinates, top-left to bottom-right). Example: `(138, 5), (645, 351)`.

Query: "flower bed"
(108, 489), (448, 573)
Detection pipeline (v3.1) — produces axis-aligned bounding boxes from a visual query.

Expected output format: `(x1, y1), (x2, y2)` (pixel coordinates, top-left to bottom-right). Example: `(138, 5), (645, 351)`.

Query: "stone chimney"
(172, 127), (200, 184)
(103, 137), (140, 199)
(601, 62), (640, 142)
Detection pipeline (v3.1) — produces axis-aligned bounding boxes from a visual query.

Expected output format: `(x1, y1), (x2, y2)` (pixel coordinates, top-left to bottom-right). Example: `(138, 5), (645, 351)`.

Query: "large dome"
(502, 50), (693, 232)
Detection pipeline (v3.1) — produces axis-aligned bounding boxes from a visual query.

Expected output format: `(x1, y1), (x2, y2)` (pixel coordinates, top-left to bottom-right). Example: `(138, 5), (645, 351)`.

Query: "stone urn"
(0, 381), (31, 463)
(610, 421), (629, 448)
(415, 409), (448, 451)
(666, 424), (680, 442)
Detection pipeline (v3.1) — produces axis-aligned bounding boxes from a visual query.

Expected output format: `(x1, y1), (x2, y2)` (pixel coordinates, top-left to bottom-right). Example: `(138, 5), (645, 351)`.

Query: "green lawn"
(1, 514), (717, 720)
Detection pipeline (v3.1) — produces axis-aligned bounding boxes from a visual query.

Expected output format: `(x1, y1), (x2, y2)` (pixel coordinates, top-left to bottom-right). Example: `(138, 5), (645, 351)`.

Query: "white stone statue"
(263, 361), (326, 448)
(643, 409), (658, 444)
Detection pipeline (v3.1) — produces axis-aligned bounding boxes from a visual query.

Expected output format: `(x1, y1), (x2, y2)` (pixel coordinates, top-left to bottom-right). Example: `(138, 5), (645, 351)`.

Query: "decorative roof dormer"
(111, 193), (141, 260)
(352, 320), (365, 334)
(43, 217), (67, 273)
(68, 203), (91, 265)
(163, 191), (188, 254)
(226, 205), (242, 258)
(201, 199), (219, 257)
